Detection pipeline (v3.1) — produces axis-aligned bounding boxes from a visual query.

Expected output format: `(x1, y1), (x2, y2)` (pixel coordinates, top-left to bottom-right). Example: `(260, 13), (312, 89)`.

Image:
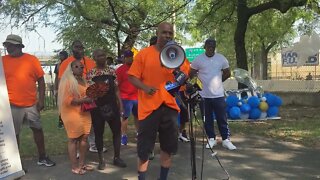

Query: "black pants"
(90, 107), (121, 158)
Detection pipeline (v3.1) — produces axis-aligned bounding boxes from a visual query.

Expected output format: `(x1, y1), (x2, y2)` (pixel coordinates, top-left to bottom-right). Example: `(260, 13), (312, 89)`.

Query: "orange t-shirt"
(128, 45), (189, 120)
(2, 53), (44, 107)
(58, 56), (96, 79)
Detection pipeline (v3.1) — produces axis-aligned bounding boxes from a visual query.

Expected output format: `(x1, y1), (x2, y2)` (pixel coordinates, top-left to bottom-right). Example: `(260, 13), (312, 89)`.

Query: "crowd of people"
(1, 22), (236, 180)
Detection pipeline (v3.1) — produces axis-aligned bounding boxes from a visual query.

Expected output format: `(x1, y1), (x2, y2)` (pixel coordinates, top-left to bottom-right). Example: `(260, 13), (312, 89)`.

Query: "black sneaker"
(37, 156), (56, 167)
(113, 157), (127, 168)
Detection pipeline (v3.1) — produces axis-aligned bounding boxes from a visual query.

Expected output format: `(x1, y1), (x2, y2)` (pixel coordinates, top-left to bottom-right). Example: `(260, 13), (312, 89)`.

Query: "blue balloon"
(240, 104), (251, 113)
(247, 96), (260, 108)
(274, 96), (283, 107)
(265, 93), (277, 106)
(263, 93), (271, 99)
(229, 107), (241, 119)
(226, 95), (239, 107)
(267, 106), (279, 117)
(249, 108), (261, 119)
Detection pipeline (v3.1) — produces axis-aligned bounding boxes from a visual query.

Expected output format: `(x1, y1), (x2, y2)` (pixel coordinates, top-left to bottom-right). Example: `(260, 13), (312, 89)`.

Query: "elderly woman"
(58, 60), (94, 175)
(86, 49), (126, 170)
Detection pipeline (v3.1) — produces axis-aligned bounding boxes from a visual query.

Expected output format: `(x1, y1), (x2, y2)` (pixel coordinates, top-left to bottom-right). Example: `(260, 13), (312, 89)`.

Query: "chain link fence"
(224, 78), (320, 93)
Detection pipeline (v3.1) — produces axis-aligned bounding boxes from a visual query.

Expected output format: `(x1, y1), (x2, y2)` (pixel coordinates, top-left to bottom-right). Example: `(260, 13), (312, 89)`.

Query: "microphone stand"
(188, 101), (197, 180)
(175, 93), (197, 180)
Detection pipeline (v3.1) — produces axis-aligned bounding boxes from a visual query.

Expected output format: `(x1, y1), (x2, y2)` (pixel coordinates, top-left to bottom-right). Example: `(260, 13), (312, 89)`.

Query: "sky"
(0, 26), (62, 56)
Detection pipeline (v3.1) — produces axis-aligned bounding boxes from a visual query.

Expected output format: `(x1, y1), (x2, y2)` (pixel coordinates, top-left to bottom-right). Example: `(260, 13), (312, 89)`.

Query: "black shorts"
(179, 91), (189, 124)
(137, 104), (179, 161)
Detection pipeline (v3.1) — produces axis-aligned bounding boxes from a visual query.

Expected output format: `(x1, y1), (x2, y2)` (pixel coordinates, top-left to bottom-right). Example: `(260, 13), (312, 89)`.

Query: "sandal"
(81, 165), (94, 171)
(71, 168), (86, 175)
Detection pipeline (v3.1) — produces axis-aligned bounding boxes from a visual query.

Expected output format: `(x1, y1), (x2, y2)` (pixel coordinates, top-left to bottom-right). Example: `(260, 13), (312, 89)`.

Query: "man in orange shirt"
(128, 22), (189, 180)
(2, 34), (55, 168)
(58, 40), (96, 79)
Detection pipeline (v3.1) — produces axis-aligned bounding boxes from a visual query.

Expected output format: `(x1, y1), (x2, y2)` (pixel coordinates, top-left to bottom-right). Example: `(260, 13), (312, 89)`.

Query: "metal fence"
(224, 78), (320, 93)
(44, 83), (57, 110)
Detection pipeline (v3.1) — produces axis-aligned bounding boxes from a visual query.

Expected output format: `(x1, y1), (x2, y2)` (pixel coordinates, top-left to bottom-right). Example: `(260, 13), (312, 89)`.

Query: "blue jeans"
(200, 97), (230, 140)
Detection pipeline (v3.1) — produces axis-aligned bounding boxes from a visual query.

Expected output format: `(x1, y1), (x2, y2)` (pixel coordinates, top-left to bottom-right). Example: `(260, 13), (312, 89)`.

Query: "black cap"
(204, 38), (216, 47)
(123, 50), (134, 57)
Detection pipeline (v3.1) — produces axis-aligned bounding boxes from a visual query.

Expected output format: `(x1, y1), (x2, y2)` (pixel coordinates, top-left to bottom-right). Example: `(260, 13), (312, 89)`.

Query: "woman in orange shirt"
(58, 60), (94, 175)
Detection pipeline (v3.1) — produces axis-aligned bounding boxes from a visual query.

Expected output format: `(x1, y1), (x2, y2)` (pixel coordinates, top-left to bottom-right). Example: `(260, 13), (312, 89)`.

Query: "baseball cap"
(123, 50), (134, 57)
(3, 34), (25, 48)
(204, 38), (216, 47)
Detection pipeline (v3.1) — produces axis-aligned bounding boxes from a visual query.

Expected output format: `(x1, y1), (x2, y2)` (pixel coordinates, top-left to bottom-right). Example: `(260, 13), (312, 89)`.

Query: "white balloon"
(240, 113), (249, 120)
(260, 112), (267, 119)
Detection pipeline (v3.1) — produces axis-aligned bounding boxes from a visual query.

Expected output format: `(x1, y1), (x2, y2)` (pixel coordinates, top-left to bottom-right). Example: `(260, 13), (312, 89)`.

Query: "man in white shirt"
(190, 38), (236, 150)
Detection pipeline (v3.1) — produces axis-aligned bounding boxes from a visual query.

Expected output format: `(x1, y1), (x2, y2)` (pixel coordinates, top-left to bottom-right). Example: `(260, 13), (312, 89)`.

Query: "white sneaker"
(206, 138), (217, 149)
(89, 145), (107, 153)
(222, 139), (237, 150)
(178, 133), (190, 142)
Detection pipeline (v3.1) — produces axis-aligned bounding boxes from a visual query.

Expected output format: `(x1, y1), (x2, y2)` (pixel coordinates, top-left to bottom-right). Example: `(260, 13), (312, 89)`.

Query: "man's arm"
(37, 77), (45, 111)
(128, 75), (157, 95)
(222, 68), (231, 82)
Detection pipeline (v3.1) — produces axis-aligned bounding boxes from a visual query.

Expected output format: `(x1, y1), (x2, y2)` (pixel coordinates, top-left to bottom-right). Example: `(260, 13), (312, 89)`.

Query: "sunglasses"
(73, 65), (84, 69)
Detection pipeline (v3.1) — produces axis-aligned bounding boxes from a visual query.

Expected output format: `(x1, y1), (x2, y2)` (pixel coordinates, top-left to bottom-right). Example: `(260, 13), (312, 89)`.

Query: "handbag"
(81, 101), (97, 112)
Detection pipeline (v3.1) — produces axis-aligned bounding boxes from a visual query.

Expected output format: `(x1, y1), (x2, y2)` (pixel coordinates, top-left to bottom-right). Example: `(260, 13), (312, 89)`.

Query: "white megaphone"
(160, 41), (187, 95)
(160, 41), (186, 69)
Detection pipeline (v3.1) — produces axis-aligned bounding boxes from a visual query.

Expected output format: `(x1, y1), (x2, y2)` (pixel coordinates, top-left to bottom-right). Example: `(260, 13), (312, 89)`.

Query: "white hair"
(58, 61), (86, 113)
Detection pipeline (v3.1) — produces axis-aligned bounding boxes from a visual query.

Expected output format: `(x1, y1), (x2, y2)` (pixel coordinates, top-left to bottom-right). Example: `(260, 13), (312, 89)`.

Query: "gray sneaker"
(37, 156), (56, 167)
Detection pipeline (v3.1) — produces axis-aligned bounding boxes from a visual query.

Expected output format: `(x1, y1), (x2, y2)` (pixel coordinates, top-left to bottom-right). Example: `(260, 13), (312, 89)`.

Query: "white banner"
(281, 51), (319, 67)
(0, 55), (24, 179)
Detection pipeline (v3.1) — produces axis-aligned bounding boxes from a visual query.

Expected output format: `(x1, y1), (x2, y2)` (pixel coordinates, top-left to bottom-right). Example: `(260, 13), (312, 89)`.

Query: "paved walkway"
(20, 135), (320, 180)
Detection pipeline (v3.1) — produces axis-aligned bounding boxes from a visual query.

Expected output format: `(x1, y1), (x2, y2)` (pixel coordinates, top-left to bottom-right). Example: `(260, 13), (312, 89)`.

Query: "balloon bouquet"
(225, 68), (282, 120)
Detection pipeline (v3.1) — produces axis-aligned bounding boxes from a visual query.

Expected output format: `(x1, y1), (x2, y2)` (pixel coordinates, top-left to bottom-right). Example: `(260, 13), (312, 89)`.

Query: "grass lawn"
(19, 106), (320, 158)
(19, 109), (112, 158)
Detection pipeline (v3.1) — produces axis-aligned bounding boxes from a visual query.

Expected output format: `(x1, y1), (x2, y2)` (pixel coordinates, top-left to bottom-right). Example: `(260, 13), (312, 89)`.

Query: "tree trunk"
(235, 1), (249, 71)
(235, 1), (250, 89)
(121, 25), (140, 54)
(252, 51), (261, 80)
(261, 47), (268, 80)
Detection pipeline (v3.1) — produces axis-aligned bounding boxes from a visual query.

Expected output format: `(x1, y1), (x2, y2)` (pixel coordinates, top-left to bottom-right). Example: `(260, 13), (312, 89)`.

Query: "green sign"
(185, 48), (205, 62)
